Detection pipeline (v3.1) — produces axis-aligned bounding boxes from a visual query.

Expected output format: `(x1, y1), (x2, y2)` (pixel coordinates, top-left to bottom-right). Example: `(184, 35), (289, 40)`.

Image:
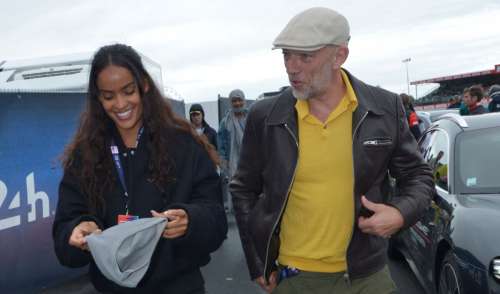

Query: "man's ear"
(334, 46), (349, 69)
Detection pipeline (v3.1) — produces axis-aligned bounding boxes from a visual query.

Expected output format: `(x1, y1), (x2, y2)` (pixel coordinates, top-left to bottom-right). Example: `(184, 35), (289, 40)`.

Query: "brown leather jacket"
(230, 70), (434, 281)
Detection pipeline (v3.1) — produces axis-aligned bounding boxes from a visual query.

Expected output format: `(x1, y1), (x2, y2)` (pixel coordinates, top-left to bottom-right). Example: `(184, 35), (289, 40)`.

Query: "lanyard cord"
(110, 127), (144, 215)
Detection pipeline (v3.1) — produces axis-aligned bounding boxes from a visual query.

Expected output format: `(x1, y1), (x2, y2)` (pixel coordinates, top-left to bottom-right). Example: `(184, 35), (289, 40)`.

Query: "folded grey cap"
(86, 217), (167, 288)
(229, 89), (245, 100)
(273, 7), (350, 52)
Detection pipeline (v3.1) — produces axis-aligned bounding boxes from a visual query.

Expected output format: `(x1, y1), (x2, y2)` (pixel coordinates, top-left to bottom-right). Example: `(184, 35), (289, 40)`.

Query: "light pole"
(402, 57), (411, 95)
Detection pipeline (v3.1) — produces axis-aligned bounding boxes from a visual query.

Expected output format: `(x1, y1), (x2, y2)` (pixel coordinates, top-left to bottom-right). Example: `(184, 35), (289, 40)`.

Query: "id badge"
(118, 214), (139, 224)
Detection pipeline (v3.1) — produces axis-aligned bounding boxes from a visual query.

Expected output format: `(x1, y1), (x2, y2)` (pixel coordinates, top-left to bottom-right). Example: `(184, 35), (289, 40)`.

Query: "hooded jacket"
(189, 104), (218, 149)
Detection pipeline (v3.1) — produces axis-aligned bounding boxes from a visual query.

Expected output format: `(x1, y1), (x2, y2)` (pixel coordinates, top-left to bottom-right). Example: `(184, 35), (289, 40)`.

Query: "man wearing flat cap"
(231, 7), (433, 293)
(218, 89), (248, 212)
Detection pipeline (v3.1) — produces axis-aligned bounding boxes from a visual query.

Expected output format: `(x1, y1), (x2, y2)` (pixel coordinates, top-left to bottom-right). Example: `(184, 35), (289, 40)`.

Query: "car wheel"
(438, 252), (463, 294)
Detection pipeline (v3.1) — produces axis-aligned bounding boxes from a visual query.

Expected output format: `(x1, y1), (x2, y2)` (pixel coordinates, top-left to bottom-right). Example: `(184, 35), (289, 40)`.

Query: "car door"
(409, 129), (451, 282)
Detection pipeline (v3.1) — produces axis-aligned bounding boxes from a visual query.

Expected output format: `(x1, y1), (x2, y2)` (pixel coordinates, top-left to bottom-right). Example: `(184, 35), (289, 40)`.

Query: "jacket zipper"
(362, 139), (392, 146)
(344, 110), (369, 285)
(263, 123), (299, 278)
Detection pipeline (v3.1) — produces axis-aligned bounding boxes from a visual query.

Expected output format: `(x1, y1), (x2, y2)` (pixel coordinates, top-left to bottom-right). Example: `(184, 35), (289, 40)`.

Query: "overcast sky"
(2, 0), (499, 102)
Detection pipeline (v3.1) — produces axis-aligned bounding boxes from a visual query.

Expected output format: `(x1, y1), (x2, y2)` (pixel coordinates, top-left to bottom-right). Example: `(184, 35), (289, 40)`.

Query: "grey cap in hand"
(273, 7), (350, 52)
(86, 217), (167, 288)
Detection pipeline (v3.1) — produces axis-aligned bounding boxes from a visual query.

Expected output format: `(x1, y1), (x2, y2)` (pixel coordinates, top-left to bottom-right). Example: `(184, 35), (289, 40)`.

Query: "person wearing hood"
(218, 89), (248, 178)
(218, 89), (248, 212)
(488, 84), (500, 113)
(189, 103), (218, 149)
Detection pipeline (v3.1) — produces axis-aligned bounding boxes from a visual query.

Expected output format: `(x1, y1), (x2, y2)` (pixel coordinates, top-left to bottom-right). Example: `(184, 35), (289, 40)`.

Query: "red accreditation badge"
(117, 214), (139, 224)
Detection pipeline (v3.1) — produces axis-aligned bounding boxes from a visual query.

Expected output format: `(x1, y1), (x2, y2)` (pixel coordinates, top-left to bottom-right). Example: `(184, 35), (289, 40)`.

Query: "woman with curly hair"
(52, 43), (227, 293)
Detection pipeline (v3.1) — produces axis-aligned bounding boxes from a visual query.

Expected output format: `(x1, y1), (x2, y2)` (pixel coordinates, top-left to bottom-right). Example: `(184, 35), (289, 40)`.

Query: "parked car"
(417, 109), (460, 134)
(389, 112), (500, 294)
(427, 109), (460, 122)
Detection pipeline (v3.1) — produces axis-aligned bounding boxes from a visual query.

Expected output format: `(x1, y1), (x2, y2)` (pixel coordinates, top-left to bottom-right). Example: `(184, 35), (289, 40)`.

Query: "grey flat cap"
(229, 89), (245, 100)
(273, 7), (350, 51)
(86, 217), (167, 288)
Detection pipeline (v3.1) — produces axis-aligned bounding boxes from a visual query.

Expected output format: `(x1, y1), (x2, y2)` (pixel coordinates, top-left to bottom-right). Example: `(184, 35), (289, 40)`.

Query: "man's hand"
(358, 196), (404, 238)
(151, 209), (189, 239)
(69, 221), (101, 251)
(254, 271), (277, 293)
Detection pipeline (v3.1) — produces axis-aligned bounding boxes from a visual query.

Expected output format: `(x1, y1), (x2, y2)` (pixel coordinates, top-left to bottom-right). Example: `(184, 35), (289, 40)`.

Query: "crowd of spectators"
(447, 84), (500, 115)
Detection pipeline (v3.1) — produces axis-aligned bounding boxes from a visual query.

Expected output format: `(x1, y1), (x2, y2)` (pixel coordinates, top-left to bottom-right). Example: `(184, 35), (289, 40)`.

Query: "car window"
(456, 127), (500, 194)
(420, 130), (449, 191)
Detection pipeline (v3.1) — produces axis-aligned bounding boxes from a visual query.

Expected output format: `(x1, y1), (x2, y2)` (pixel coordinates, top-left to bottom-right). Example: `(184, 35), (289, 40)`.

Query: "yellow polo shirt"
(278, 70), (358, 273)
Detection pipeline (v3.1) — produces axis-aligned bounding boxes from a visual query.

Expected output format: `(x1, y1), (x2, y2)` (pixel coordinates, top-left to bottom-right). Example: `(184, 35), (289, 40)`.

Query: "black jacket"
(202, 123), (218, 149)
(230, 70), (434, 281)
(52, 127), (227, 293)
(489, 92), (500, 112)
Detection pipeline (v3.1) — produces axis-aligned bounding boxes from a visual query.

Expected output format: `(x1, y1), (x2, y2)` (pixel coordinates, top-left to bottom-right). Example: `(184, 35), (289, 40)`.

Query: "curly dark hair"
(62, 44), (208, 213)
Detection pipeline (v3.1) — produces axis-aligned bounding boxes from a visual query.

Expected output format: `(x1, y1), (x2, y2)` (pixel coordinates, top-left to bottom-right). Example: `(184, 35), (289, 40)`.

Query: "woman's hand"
(69, 221), (101, 251)
(151, 209), (189, 239)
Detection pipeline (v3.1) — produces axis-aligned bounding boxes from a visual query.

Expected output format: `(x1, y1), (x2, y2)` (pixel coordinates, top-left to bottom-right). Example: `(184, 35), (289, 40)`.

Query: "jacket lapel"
(266, 87), (299, 138)
(343, 69), (384, 135)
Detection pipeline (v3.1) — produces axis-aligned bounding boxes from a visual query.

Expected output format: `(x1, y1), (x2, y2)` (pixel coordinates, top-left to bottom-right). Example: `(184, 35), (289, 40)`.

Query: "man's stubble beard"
(290, 59), (335, 101)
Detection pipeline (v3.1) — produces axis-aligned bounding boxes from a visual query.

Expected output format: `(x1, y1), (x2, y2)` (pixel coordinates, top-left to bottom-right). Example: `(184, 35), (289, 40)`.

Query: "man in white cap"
(231, 7), (433, 293)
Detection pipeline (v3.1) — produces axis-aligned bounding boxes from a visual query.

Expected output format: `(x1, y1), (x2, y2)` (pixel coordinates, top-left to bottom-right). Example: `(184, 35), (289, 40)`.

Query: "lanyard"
(110, 127), (144, 214)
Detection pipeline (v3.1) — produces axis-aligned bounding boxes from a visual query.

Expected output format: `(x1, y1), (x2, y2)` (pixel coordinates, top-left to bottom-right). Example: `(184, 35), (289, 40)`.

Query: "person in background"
(189, 103), (218, 149)
(447, 96), (462, 109)
(462, 86), (487, 115)
(52, 44), (227, 293)
(459, 99), (469, 115)
(487, 84), (500, 112)
(231, 7), (433, 294)
(400, 93), (421, 140)
(218, 89), (248, 211)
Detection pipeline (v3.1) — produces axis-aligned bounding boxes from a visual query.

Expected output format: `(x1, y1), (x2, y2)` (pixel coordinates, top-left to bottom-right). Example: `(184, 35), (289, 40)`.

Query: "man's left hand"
(358, 195), (404, 238)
